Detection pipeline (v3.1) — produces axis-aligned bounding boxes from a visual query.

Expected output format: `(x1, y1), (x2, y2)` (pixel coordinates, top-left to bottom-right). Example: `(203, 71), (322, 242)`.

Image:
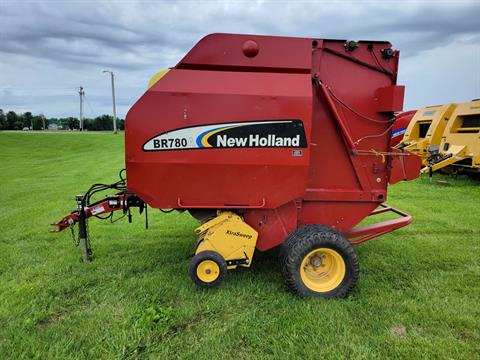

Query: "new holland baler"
(52, 33), (420, 298)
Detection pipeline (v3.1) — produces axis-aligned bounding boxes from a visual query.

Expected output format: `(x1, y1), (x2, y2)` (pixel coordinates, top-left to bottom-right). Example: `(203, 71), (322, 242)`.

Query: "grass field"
(0, 131), (479, 359)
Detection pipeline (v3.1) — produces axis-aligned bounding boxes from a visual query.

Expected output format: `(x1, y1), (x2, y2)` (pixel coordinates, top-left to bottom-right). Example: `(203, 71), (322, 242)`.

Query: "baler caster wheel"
(281, 224), (359, 298)
(189, 251), (227, 289)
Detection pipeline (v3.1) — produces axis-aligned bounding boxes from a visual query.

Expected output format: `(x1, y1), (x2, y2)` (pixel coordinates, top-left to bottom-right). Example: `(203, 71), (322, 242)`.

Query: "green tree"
(99, 115), (113, 130)
(87, 115), (113, 131)
(23, 112), (33, 129)
(83, 118), (93, 130)
(64, 117), (79, 130)
(32, 115), (43, 130)
(6, 111), (18, 130)
(0, 109), (7, 130)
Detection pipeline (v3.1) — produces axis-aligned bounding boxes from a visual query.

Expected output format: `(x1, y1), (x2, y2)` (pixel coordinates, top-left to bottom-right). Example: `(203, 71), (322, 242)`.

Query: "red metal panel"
(388, 149), (422, 184)
(295, 39), (399, 236)
(177, 33), (312, 72)
(245, 201), (298, 251)
(375, 85), (405, 112)
(299, 201), (378, 232)
(126, 69), (312, 209)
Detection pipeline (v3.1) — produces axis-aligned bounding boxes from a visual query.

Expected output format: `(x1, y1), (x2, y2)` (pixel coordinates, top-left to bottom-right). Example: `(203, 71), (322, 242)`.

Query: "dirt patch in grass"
(36, 308), (69, 329)
(390, 324), (407, 338)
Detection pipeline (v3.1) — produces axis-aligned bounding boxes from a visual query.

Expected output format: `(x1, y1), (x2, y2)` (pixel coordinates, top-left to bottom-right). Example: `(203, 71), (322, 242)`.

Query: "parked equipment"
(52, 34), (420, 298)
(420, 99), (480, 175)
(397, 103), (457, 166)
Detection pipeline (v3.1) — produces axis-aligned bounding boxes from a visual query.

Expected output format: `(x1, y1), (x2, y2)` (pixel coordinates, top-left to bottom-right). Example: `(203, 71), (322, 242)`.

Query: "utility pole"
(78, 86), (85, 131)
(40, 114), (46, 130)
(103, 70), (117, 134)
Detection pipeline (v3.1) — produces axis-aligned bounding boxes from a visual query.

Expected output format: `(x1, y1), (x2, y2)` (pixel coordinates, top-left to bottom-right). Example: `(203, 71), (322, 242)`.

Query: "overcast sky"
(1, 0), (479, 119)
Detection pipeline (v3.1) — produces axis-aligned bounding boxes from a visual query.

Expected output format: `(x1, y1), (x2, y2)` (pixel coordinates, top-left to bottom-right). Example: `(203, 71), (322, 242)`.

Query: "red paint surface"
(125, 33), (419, 251)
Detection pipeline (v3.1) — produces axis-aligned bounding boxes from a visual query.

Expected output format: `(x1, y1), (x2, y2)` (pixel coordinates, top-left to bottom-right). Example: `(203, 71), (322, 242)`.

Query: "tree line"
(0, 109), (125, 131)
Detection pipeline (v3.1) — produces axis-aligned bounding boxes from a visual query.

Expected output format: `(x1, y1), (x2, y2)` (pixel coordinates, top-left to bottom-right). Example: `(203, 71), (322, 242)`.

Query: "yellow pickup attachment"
(189, 211), (258, 288)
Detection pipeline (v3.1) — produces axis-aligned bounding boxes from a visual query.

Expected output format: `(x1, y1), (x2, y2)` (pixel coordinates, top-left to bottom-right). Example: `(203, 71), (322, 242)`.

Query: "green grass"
(0, 131), (479, 359)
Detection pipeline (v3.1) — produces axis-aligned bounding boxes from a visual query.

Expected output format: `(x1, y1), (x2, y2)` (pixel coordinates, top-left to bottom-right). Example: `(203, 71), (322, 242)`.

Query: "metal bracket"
(226, 258), (249, 267)
(344, 203), (412, 245)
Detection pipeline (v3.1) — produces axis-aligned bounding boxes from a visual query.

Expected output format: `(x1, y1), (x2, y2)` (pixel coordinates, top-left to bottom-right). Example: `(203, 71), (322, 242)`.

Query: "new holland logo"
(143, 119), (307, 151)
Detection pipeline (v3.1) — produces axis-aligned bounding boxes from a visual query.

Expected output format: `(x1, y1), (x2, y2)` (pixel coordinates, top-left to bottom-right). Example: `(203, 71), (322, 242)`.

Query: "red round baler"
(53, 34), (420, 298)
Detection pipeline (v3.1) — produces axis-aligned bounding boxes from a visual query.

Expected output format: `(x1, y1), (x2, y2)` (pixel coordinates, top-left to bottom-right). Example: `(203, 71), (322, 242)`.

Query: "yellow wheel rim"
(196, 260), (220, 283)
(300, 248), (346, 292)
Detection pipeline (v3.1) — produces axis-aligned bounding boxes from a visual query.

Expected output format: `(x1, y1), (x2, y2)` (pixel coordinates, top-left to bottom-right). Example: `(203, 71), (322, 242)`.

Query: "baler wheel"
(189, 251), (227, 288)
(281, 225), (359, 298)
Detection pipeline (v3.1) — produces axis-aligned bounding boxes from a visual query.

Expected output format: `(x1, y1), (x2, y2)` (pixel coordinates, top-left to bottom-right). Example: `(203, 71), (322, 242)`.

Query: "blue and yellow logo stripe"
(196, 125), (241, 148)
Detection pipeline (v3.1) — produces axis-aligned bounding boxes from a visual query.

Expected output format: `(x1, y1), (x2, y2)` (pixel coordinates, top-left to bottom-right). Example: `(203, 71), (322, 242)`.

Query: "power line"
(84, 94), (97, 119)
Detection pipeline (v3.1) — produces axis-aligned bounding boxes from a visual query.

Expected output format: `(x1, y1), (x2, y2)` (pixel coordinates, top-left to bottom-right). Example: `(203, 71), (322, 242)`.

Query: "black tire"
(281, 224), (359, 298)
(189, 251), (227, 289)
(466, 172), (480, 180)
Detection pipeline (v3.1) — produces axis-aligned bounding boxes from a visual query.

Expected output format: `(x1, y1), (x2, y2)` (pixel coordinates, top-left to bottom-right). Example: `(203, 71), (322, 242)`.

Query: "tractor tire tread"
(281, 224), (359, 298)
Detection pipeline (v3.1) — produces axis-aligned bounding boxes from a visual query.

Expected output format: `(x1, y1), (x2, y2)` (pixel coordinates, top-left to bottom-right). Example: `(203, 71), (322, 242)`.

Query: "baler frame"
(344, 204), (411, 245)
(52, 180), (411, 261)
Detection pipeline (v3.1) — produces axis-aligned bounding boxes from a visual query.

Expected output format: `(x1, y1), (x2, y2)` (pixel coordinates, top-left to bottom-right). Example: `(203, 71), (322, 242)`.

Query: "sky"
(1, 0), (479, 119)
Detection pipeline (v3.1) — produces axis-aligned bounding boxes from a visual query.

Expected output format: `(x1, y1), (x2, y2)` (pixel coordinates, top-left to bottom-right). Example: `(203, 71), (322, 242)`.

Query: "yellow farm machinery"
(397, 99), (480, 176)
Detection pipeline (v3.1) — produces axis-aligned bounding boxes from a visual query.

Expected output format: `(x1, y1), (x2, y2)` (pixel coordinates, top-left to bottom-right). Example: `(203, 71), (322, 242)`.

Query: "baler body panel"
(125, 33), (414, 251)
(126, 68), (312, 209)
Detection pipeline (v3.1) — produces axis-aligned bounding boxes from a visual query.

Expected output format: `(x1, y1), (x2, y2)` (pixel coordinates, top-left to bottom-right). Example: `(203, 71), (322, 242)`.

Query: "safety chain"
(70, 223), (79, 246)
(68, 218), (91, 247)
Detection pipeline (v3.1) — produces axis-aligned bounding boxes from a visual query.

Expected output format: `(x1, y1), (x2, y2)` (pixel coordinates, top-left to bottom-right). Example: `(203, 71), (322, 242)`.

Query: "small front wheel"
(189, 251), (227, 288)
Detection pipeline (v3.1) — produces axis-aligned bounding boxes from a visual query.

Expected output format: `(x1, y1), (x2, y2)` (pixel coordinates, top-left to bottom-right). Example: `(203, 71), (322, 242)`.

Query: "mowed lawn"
(0, 131), (479, 359)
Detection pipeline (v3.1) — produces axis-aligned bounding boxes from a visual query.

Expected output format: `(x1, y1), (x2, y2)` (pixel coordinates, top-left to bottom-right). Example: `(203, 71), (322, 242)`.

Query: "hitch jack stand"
(76, 196), (92, 262)
(52, 190), (146, 262)
(78, 209), (92, 262)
